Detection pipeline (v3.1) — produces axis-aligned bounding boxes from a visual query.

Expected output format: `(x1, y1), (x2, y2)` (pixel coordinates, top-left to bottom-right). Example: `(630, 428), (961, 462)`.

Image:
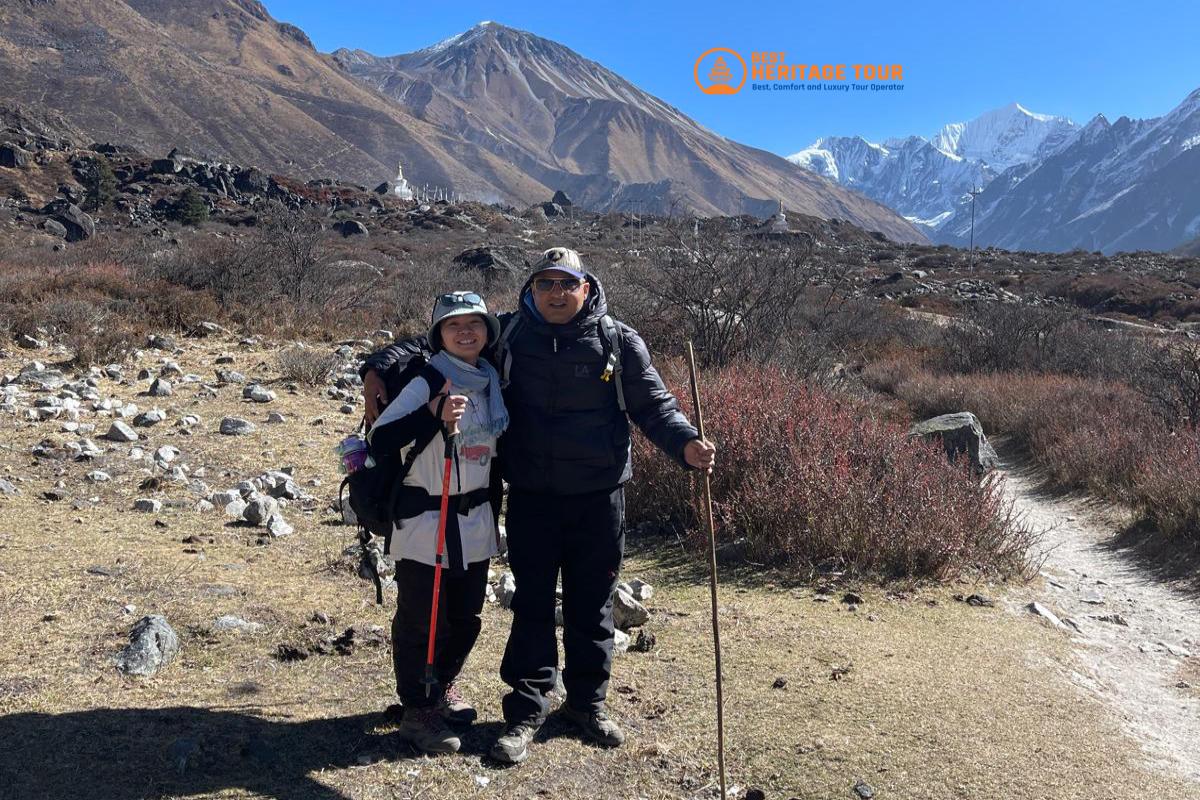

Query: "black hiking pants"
(500, 486), (625, 725)
(393, 557), (489, 708)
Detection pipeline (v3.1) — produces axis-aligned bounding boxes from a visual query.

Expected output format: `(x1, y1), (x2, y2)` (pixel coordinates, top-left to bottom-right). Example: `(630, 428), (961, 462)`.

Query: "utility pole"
(967, 185), (982, 270)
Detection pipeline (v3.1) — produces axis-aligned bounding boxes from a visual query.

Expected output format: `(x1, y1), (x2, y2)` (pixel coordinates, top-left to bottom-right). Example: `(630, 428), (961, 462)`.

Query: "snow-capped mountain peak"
(931, 102), (1076, 170)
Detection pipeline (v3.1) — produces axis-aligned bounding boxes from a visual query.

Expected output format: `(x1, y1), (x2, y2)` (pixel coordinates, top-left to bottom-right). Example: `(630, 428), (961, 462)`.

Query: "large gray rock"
(115, 615), (179, 676)
(242, 495), (279, 526)
(613, 588), (650, 630)
(41, 200), (95, 242)
(103, 420), (139, 442)
(147, 378), (173, 397)
(907, 412), (999, 475)
(219, 417), (256, 436)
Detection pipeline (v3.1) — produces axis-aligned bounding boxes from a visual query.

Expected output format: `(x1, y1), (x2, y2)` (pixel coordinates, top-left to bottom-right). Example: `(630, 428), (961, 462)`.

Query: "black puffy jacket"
(497, 272), (697, 494)
(361, 273), (698, 495)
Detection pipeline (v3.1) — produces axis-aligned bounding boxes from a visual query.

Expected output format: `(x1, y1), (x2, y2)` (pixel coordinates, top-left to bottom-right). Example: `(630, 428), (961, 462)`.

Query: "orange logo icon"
(695, 48), (747, 95)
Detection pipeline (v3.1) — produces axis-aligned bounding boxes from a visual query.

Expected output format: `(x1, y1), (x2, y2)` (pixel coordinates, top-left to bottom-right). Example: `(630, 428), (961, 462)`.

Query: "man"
(362, 247), (716, 764)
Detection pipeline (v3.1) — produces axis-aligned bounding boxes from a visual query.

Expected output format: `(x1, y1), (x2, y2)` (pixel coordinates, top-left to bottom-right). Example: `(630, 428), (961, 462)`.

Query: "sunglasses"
(435, 291), (483, 310)
(532, 277), (583, 293)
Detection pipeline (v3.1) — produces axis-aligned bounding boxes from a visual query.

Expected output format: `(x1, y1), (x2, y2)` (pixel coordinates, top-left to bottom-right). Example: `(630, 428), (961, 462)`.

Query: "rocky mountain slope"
(0, 4), (923, 237)
(331, 22), (924, 239)
(0, 0), (545, 202)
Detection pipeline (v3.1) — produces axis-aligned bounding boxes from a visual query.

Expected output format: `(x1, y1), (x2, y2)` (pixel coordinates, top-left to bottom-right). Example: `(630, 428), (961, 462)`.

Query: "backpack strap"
(495, 315), (523, 388)
(599, 314), (626, 413)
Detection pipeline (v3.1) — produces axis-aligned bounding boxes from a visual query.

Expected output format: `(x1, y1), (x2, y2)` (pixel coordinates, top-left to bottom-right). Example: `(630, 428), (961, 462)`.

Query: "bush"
(175, 188), (210, 226)
(1133, 427), (1200, 543)
(278, 346), (339, 386)
(893, 370), (1159, 499)
(627, 364), (1034, 580)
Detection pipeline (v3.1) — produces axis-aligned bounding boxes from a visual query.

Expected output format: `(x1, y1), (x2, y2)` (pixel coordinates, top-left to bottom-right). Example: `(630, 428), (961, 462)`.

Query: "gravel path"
(999, 461), (1200, 784)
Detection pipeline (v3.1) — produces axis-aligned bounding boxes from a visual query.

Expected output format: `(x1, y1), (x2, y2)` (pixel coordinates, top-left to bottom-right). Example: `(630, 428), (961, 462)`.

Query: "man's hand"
(427, 379), (468, 429)
(363, 369), (388, 426)
(684, 437), (717, 473)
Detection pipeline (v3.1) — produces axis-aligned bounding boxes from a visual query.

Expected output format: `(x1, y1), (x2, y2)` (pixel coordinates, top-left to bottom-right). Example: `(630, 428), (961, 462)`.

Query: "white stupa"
(767, 199), (789, 233)
(391, 162), (414, 200)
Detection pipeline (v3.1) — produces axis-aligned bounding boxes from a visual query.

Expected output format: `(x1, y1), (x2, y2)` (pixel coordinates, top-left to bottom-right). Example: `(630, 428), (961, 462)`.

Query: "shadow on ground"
(0, 706), (388, 800)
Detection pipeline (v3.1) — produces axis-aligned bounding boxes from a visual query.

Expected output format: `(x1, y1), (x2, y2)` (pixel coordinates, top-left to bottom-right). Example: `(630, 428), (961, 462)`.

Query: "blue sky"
(264, 0), (1200, 155)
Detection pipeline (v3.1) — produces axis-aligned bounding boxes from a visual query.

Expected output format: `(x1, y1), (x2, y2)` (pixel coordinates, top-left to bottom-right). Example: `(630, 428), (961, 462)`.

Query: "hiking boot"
(489, 722), (538, 764)
(561, 705), (625, 747)
(396, 706), (461, 755)
(436, 681), (478, 726)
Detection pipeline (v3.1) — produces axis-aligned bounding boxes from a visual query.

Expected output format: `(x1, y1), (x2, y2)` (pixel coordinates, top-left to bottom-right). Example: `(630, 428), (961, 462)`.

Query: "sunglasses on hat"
(435, 291), (483, 310)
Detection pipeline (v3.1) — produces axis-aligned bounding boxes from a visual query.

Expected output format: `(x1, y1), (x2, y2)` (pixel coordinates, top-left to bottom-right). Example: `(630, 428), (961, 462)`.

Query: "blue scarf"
(429, 350), (509, 440)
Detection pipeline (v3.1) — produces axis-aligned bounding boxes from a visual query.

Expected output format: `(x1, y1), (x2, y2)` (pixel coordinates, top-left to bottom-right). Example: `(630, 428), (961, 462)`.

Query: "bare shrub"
(1134, 341), (1200, 427)
(627, 364), (1034, 580)
(630, 219), (816, 367)
(277, 346), (339, 386)
(1134, 426), (1200, 544)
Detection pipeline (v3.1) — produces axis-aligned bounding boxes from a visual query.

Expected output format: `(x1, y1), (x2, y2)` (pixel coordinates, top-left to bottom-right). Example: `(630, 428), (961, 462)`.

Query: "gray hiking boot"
(489, 722), (538, 764)
(561, 705), (625, 747)
(397, 706), (461, 755)
(436, 681), (477, 726)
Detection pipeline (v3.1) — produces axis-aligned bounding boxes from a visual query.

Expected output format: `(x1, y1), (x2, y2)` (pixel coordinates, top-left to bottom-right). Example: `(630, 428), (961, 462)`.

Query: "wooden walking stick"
(686, 341), (727, 798)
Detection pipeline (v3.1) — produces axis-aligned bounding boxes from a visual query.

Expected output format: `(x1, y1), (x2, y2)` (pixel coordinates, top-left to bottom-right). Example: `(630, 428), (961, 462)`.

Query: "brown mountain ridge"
(0, 2), (923, 239)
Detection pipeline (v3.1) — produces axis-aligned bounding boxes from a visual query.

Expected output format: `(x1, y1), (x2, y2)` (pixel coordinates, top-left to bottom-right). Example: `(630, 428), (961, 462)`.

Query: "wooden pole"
(686, 341), (727, 798)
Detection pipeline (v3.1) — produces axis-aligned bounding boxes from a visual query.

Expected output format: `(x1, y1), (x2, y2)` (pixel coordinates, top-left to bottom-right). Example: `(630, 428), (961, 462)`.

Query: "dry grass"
(0, 337), (1190, 799)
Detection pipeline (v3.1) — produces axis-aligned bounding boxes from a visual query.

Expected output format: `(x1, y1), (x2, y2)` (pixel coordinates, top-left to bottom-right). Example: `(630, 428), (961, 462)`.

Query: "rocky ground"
(0, 333), (1197, 799)
(2, 119), (1199, 338)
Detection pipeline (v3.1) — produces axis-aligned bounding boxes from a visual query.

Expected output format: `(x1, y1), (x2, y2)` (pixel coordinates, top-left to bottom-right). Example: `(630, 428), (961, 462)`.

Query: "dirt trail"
(998, 460), (1200, 784)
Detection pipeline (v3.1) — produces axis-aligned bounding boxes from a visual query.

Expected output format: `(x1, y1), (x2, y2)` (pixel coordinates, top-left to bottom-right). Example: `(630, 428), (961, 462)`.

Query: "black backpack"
(340, 338), (443, 603)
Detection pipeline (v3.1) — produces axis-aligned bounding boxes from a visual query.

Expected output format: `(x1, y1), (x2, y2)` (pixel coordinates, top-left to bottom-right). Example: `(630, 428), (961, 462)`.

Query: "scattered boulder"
(0, 479), (18, 496)
(243, 385), (275, 403)
(266, 412), (286, 424)
(219, 417), (257, 436)
(133, 498), (162, 513)
(266, 515), (294, 537)
(133, 409), (166, 427)
(114, 615), (179, 677)
(907, 412), (999, 475)
(452, 246), (521, 280)
(147, 378), (173, 397)
(40, 199), (95, 242)
(551, 189), (574, 207)
(334, 219), (368, 237)
(1026, 601), (1066, 629)
(242, 495), (279, 526)
(0, 142), (30, 169)
(497, 572), (517, 609)
(613, 629), (631, 654)
(613, 588), (650, 630)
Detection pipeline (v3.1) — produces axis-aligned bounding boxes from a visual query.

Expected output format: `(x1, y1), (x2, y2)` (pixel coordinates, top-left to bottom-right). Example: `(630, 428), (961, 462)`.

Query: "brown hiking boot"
(396, 706), (461, 755)
(561, 705), (625, 747)
(489, 722), (538, 764)
(436, 681), (477, 726)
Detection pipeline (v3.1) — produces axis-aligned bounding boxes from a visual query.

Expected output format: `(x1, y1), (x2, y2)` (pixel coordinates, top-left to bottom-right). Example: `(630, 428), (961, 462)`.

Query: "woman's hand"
(427, 379), (468, 427)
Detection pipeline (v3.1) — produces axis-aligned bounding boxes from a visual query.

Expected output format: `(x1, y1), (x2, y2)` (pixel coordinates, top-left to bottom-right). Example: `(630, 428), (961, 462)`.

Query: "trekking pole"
(421, 393), (459, 698)
(686, 341), (727, 799)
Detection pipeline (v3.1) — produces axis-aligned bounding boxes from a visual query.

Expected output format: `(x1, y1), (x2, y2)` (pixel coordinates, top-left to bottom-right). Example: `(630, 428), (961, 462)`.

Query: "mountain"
(1173, 235), (1200, 257)
(332, 23), (924, 239)
(789, 135), (992, 228)
(939, 90), (1200, 253)
(0, 1), (551, 201)
(787, 103), (1075, 232)
(930, 103), (1078, 172)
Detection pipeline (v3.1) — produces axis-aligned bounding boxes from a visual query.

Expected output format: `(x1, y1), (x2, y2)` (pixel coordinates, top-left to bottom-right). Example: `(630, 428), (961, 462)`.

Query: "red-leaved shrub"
(627, 365), (1033, 580)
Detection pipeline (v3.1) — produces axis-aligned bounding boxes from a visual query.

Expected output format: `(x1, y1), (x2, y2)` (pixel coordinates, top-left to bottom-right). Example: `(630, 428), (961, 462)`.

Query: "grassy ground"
(0, 337), (1189, 800)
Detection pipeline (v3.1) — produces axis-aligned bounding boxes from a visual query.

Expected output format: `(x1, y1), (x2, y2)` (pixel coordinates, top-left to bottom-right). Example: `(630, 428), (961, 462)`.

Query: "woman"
(368, 291), (507, 755)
